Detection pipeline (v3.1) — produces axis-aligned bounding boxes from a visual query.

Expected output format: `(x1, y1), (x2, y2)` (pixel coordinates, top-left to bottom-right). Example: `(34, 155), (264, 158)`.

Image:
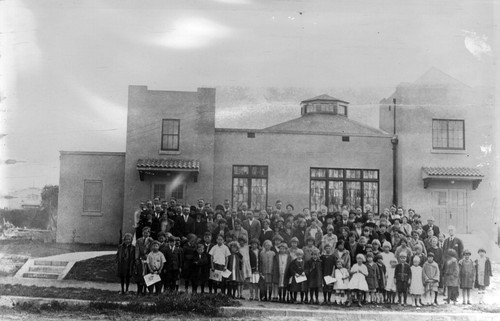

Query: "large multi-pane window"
(83, 180), (103, 212)
(310, 168), (379, 213)
(161, 119), (180, 151)
(232, 165), (268, 211)
(432, 119), (465, 150)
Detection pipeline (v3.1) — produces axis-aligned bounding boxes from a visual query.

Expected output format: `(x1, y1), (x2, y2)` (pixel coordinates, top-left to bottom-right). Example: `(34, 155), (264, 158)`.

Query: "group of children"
(116, 225), (493, 307)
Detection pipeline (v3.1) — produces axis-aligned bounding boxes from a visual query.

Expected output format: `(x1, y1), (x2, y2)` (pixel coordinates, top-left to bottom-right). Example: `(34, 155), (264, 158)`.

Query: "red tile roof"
(422, 167), (483, 177)
(137, 159), (199, 170)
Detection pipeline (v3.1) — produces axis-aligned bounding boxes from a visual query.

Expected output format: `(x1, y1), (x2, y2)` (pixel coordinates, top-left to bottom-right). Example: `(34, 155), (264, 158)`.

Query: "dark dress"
(376, 262), (386, 290)
(366, 262), (379, 291)
(288, 259), (308, 292)
(182, 242), (198, 279)
(306, 258), (323, 289)
(321, 254), (337, 290)
(116, 243), (135, 278)
(395, 262), (412, 293)
(191, 252), (210, 285)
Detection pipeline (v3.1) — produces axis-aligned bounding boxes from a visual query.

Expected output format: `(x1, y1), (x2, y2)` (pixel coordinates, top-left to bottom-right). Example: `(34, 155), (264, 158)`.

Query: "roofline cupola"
(300, 94), (349, 117)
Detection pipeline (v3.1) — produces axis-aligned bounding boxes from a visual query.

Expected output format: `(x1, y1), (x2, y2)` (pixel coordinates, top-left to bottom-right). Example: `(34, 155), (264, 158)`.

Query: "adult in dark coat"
(335, 210), (354, 235)
(442, 226), (464, 260)
(422, 217), (440, 238)
(175, 207), (196, 238)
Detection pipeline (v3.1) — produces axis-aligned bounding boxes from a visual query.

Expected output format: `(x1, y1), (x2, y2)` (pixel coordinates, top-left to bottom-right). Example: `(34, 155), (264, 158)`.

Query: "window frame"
(432, 119), (465, 150)
(309, 168), (379, 214)
(231, 165), (268, 211)
(151, 181), (186, 204)
(83, 180), (103, 213)
(161, 119), (180, 151)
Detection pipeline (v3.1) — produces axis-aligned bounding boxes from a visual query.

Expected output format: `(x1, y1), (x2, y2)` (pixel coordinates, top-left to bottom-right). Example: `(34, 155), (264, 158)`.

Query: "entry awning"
(422, 167), (484, 190)
(137, 159), (200, 182)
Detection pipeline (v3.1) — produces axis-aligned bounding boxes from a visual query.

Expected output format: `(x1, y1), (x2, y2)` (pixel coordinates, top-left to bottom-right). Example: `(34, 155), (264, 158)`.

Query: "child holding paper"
(321, 244), (336, 304)
(288, 249), (307, 303)
(147, 241), (166, 294)
(209, 234), (231, 294)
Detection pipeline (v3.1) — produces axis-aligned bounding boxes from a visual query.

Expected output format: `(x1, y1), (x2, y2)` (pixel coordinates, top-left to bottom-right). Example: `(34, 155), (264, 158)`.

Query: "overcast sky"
(0, 0), (496, 195)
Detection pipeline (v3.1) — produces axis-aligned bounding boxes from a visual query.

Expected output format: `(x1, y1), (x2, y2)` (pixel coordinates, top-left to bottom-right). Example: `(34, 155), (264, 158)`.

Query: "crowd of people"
(115, 198), (493, 307)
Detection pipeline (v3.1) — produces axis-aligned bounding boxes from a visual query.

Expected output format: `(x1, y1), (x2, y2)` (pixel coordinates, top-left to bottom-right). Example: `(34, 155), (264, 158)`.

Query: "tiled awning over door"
(136, 159), (200, 181)
(422, 167), (484, 190)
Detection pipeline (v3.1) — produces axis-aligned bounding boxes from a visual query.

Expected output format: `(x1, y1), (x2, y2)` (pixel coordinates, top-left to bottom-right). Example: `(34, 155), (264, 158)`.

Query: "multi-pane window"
(83, 180), (103, 212)
(310, 168), (379, 213)
(232, 165), (268, 211)
(432, 119), (465, 150)
(152, 183), (185, 203)
(161, 119), (180, 151)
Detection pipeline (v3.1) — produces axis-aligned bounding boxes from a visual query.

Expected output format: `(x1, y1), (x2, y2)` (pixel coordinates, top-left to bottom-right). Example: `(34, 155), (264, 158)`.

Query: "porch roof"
(136, 158), (200, 181)
(421, 167), (484, 190)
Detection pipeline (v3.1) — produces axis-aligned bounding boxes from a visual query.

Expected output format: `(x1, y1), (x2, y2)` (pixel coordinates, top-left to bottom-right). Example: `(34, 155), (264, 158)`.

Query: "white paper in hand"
(221, 269), (232, 278)
(295, 275), (307, 283)
(323, 275), (337, 285)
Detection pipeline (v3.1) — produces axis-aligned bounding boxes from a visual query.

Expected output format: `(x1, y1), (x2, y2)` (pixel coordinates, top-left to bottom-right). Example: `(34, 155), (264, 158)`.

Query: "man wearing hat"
(423, 217), (440, 237)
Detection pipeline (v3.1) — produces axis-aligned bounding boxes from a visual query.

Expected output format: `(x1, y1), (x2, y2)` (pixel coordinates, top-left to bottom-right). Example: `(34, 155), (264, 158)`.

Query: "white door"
(431, 189), (467, 233)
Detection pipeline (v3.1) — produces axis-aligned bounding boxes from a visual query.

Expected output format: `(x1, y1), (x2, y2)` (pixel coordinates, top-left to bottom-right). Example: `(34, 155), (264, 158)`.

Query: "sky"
(0, 0), (497, 196)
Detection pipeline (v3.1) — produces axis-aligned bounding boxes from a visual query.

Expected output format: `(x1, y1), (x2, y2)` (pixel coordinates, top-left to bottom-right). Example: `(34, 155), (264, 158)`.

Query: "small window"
(247, 132), (255, 138)
(83, 180), (103, 212)
(342, 136), (350, 142)
(161, 119), (180, 151)
(432, 119), (464, 150)
(338, 104), (347, 115)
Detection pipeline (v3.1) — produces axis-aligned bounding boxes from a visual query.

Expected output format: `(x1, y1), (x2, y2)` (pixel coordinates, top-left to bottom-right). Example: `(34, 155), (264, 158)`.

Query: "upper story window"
(432, 119), (465, 150)
(300, 97), (349, 117)
(161, 119), (180, 151)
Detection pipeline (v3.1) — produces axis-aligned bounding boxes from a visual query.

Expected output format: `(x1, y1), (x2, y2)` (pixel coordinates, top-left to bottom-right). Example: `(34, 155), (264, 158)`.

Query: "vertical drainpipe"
(391, 98), (399, 206)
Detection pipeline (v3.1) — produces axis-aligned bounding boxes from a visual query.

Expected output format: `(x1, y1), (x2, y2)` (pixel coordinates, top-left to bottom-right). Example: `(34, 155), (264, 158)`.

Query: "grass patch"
(2, 284), (240, 316)
(64, 254), (116, 283)
(0, 239), (116, 258)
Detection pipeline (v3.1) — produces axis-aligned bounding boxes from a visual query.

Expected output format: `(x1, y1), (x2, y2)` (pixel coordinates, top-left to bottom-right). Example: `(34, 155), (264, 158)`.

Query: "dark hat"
(354, 217), (364, 224)
(427, 252), (435, 257)
(168, 236), (175, 242)
(249, 238), (260, 245)
(215, 204), (225, 211)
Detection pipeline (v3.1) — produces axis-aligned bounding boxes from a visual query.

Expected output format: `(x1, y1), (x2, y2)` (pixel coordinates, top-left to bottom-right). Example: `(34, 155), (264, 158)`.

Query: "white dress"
(385, 267), (396, 292)
(410, 266), (425, 295)
(239, 245), (252, 279)
(334, 268), (349, 290)
(348, 264), (369, 291)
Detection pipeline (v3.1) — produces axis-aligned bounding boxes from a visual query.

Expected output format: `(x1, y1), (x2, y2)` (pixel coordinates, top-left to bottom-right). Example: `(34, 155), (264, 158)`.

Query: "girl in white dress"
(385, 259), (397, 304)
(347, 254), (369, 307)
(333, 260), (350, 305)
(410, 256), (425, 306)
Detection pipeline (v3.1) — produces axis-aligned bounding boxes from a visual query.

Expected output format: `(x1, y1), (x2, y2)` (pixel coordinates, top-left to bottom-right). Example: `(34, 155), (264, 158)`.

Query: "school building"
(56, 68), (496, 244)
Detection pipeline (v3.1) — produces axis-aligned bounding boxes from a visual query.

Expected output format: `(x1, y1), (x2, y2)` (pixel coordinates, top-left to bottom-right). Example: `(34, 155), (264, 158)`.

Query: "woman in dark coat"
(116, 233), (135, 294)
